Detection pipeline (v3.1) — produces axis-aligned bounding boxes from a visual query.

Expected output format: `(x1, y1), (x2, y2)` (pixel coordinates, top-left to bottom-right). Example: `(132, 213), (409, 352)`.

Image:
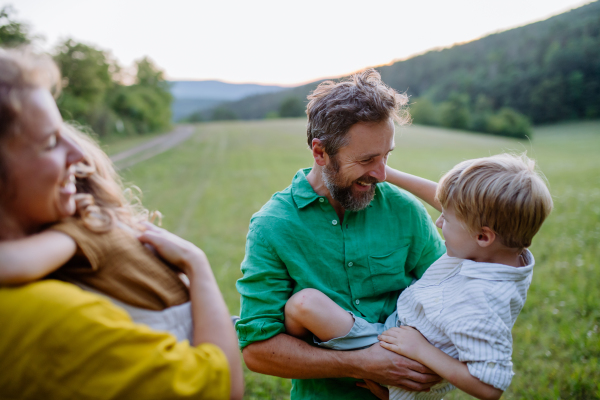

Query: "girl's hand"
(137, 223), (207, 277)
(356, 379), (389, 400)
(378, 326), (431, 362)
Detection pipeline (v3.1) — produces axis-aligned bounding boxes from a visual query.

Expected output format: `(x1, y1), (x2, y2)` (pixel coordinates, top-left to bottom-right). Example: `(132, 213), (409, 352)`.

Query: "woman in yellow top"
(0, 48), (243, 400)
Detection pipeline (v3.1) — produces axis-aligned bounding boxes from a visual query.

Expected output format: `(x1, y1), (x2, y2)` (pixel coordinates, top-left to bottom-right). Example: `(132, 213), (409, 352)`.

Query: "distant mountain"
(169, 80), (286, 120)
(170, 80), (286, 100)
(215, 1), (600, 125)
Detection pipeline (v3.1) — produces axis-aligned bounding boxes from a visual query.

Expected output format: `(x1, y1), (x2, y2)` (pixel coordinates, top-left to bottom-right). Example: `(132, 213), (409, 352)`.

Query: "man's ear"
(311, 138), (328, 166)
(475, 227), (496, 248)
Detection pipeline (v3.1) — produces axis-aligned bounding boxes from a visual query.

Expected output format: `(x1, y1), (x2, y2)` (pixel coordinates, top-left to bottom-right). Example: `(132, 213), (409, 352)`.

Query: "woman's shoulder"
(0, 279), (130, 322)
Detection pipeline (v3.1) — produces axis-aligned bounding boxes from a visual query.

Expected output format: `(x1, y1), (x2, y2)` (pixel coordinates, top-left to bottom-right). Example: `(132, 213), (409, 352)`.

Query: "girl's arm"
(379, 327), (503, 400)
(385, 166), (441, 212)
(0, 231), (77, 285)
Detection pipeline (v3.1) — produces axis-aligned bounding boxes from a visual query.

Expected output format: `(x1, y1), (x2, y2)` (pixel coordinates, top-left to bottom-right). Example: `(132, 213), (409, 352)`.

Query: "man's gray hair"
(306, 69), (410, 156)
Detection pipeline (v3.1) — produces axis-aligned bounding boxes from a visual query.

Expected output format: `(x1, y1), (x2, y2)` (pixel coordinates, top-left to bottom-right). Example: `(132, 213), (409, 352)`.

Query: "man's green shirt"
(236, 168), (445, 400)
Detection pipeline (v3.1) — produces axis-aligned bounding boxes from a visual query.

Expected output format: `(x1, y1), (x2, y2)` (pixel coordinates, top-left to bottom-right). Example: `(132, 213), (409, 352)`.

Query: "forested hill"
(218, 0), (600, 125)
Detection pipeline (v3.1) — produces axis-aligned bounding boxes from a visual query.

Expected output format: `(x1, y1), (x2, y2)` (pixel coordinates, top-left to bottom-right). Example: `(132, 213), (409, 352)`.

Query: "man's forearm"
(242, 333), (442, 391)
(243, 333), (358, 379)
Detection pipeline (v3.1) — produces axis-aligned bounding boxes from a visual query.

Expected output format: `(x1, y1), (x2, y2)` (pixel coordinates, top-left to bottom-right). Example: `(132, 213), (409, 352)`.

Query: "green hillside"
(216, 1), (600, 129)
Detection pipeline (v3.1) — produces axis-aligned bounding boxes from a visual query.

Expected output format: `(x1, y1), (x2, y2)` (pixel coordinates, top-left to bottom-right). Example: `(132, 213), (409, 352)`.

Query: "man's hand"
(379, 326), (431, 363)
(355, 342), (442, 391)
(357, 379), (389, 399)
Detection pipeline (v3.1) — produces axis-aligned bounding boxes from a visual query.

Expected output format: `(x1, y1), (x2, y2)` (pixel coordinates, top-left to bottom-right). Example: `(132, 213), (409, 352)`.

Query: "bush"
(439, 93), (470, 130)
(278, 97), (305, 118)
(486, 107), (532, 139)
(110, 84), (172, 134)
(410, 98), (438, 125)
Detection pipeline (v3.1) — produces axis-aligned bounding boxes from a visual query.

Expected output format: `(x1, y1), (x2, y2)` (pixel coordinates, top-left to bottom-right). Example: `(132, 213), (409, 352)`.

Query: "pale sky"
(7, 0), (593, 85)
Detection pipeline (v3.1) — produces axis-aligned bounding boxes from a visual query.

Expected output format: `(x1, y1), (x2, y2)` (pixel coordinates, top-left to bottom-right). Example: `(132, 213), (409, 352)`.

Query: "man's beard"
(321, 157), (379, 211)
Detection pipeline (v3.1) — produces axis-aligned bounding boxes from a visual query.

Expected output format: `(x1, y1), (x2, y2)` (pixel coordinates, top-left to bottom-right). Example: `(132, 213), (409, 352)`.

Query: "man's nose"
(369, 160), (386, 182)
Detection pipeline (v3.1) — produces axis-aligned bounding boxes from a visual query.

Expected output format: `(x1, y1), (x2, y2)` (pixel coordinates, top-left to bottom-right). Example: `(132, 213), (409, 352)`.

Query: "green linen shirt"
(236, 168), (445, 400)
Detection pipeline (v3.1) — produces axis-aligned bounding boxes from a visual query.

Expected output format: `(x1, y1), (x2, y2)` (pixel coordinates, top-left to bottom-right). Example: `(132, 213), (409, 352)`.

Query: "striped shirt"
(390, 250), (534, 400)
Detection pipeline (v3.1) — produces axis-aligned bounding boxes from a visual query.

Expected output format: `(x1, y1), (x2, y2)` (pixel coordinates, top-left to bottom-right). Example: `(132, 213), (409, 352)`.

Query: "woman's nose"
(65, 136), (84, 166)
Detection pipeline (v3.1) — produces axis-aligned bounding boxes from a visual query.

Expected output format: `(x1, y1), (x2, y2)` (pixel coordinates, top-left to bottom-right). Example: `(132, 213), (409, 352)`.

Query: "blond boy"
(284, 153), (553, 400)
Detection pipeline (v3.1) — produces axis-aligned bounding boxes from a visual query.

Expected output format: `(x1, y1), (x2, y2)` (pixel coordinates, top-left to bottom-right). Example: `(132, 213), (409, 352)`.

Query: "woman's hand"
(378, 326), (431, 363)
(139, 225), (244, 399)
(137, 223), (207, 277)
(357, 379), (389, 400)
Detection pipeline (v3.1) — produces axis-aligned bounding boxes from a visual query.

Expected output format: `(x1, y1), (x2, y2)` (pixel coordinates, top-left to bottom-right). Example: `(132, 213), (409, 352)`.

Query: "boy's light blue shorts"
(314, 310), (399, 350)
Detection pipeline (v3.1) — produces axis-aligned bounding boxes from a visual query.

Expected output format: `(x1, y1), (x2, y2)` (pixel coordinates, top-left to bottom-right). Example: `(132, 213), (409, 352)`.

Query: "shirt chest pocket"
(365, 244), (411, 298)
(409, 267), (462, 321)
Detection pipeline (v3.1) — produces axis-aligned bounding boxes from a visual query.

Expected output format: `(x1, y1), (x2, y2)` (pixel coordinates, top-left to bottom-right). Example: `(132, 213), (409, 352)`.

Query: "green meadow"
(110, 119), (600, 400)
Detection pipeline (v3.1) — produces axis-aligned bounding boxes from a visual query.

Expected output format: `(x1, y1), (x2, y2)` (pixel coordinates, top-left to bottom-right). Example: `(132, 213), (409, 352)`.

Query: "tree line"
(213, 1), (600, 139)
(0, 6), (172, 137)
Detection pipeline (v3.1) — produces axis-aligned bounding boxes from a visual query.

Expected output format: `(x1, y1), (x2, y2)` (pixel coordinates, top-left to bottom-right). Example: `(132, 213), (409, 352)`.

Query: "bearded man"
(236, 69), (446, 400)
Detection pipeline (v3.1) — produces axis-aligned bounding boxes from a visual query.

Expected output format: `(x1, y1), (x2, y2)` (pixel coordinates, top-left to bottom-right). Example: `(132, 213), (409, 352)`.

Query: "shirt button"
(332, 220), (338, 226)
(348, 262), (353, 267)
(319, 198), (324, 203)
(435, 297), (440, 303)
(355, 299), (360, 305)
(488, 362), (496, 368)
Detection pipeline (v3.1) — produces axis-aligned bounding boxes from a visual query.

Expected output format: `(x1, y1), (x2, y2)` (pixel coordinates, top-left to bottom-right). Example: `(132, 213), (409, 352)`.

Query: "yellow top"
(0, 280), (230, 400)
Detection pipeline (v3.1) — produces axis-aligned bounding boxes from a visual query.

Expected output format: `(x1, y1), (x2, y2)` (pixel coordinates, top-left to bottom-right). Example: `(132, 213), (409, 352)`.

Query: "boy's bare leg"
(284, 288), (355, 342)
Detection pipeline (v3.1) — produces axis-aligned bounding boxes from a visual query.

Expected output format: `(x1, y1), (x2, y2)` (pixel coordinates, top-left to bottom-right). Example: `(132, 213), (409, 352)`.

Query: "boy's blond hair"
(435, 153), (553, 251)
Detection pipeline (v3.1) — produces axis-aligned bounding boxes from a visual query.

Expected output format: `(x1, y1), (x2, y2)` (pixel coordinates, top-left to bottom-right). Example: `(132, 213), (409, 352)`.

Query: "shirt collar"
(291, 168), (377, 209)
(458, 249), (535, 281)
(291, 168), (321, 209)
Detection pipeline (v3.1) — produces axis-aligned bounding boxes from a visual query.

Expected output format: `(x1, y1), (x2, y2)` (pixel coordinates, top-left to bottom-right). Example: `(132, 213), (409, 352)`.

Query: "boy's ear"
(311, 138), (328, 166)
(475, 227), (496, 248)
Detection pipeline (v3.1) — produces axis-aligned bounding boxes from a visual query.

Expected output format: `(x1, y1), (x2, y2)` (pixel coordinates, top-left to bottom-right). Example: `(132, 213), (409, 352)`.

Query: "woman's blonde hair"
(63, 123), (158, 233)
(435, 153), (553, 251)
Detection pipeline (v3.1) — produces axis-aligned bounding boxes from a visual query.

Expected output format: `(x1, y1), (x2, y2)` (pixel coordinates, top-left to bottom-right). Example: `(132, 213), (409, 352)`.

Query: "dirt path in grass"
(110, 124), (196, 169)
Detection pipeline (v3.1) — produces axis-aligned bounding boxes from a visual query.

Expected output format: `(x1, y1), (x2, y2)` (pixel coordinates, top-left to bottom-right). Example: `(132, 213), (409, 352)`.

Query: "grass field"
(110, 119), (600, 400)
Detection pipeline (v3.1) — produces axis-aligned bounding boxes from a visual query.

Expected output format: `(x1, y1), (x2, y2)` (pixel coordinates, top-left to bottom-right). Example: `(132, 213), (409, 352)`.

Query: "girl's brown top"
(50, 218), (190, 310)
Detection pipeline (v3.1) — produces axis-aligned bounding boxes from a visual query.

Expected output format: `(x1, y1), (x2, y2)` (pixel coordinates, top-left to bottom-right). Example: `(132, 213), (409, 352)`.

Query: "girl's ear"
(475, 227), (496, 248)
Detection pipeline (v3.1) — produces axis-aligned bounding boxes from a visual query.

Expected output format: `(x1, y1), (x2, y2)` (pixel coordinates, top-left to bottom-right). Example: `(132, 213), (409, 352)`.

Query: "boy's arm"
(379, 327), (503, 400)
(0, 231), (77, 285)
(385, 166), (441, 212)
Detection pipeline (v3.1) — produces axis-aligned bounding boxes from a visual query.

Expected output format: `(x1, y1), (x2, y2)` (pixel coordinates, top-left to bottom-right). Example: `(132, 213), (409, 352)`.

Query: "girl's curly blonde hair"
(63, 123), (159, 233)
